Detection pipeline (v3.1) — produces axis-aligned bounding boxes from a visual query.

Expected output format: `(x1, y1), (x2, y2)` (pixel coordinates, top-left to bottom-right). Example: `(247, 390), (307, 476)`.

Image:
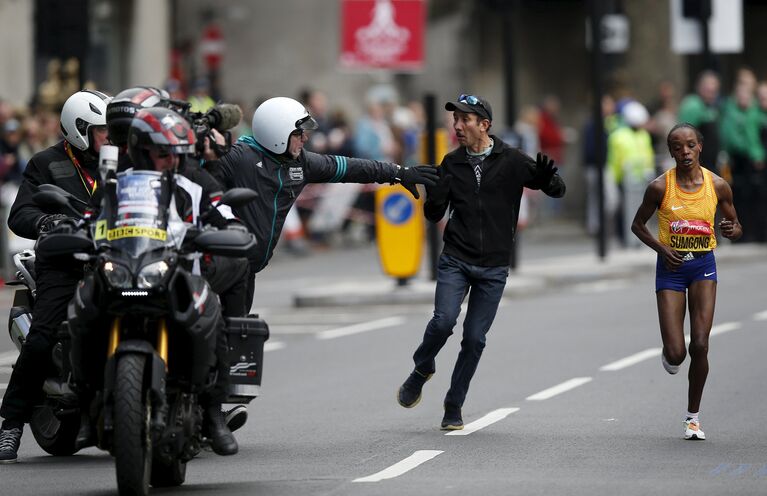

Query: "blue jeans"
(412, 253), (509, 408)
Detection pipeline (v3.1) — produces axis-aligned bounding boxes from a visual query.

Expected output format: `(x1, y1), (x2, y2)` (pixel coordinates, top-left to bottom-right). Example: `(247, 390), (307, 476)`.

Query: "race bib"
(668, 219), (712, 250)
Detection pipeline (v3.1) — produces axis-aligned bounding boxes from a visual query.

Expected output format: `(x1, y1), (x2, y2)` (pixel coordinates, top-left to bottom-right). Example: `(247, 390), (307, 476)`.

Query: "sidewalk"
(291, 222), (767, 307)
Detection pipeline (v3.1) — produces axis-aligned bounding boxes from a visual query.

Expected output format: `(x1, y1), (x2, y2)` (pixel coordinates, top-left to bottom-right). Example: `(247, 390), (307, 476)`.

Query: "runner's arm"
(631, 177), (683, 270)
(713, 175), (742, 241)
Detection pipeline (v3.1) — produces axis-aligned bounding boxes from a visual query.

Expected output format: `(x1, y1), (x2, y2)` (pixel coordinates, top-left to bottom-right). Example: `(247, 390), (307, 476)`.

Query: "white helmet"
(251, 97), (318, 154)
(60, 89), (112, 151)
(621, 101), (649, 128)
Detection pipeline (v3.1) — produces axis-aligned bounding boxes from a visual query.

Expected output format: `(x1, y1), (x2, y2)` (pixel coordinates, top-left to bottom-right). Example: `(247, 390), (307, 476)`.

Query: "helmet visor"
(295, 115), (319, 131)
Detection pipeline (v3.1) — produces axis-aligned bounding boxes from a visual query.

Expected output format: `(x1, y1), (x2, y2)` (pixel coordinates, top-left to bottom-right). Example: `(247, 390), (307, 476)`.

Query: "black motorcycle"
(10, 169), (268, 495)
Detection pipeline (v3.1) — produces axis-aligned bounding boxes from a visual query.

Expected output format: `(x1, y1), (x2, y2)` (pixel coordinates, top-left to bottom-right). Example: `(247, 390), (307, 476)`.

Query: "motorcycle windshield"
(93, 170), (187, 257)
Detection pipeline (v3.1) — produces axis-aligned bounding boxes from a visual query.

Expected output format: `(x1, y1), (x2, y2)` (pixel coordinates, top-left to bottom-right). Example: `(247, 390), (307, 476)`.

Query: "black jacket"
(205, 136), (400, 272)
(424, 136), (566, 267)
(9, 140), (98, 240)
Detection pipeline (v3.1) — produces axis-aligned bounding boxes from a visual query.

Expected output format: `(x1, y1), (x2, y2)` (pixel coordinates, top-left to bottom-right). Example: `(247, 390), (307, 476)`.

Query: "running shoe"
(440, 404), (463, 430)
(684, 418), (705, 440)
(397, 370), (432, 408)
(0, 427), (22, 463)
(661, 352), (680, 375)
(225, 405), (248, 433)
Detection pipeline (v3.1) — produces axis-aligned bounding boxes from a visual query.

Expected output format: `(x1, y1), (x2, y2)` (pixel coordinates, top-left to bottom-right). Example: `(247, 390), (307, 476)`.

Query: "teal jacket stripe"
(330, 155), (347, 182)
(237, 136), (284, 271)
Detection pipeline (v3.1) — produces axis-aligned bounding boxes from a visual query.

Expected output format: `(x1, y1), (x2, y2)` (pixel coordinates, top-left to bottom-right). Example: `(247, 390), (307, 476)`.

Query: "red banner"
(340, 0), (424, 71)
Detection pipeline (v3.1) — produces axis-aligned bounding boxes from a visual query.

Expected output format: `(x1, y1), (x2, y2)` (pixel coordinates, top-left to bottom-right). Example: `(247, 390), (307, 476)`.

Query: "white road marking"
(316, 316), (405, 340)
(353, 450), (443, 482)
(0, 351), (19, 367)
(526, 377), (592, 401)
(0, 383), (8, 390)
(599, 348), (662, 371)
(444, 407), (519, 436)
(710, 321), (741, 337)
(754, 310), (767, 321)
(264, 341), (285, 352)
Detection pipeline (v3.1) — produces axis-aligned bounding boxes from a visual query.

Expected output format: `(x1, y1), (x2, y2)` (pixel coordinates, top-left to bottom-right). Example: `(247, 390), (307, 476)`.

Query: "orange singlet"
(658, 167), (718, 252)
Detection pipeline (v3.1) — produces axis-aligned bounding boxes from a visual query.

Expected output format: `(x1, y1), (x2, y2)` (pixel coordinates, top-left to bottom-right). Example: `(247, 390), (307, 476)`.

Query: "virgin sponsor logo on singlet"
(669, 219), (711, 250)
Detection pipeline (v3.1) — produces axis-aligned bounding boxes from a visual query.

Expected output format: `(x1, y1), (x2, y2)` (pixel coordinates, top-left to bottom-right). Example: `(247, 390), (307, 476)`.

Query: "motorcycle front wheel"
(113, 353), (152, 496)
(29, 405), (79, 456)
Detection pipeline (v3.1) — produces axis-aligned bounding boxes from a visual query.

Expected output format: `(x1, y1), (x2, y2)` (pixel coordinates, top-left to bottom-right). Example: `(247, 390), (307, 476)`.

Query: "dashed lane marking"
(353, 450), (443, 482)
(444, 407), (519, 436)
(316, 316), (406, 340)
(600, 348), (662, 371)
(526, 377), (592, 401)
(264, 341), (285, 352)
(710, 321), (742, 337)
(752, 310), (767, 321)
(0, 351), (19, 367)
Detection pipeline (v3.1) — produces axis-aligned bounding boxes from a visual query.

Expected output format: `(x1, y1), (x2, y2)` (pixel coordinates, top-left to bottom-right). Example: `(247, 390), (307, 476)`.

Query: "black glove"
(36, 214), (73, 235)
(531, 152), (558, 189)
(426, 171), (452, 203)
(393, 165), (439, 199)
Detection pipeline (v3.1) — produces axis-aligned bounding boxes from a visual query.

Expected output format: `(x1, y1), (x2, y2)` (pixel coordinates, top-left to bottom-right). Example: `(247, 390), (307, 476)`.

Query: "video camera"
(169, 100), (243, 159)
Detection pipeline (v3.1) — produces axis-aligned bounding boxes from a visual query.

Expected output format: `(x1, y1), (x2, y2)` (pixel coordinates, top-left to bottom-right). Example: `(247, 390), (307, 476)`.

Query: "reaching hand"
(394, 165), (440, 199)
(426, 171), (452, 203)
(532, 153), (558, 188)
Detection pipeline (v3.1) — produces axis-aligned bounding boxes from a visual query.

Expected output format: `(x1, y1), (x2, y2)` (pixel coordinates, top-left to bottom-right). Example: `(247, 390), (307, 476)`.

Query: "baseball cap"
(445, 94), (492, 122)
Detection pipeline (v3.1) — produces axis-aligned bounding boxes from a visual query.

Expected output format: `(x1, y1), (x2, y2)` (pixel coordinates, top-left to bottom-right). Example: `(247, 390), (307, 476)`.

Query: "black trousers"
(1, 261), (82, 423)
(201, 255), (250, 406)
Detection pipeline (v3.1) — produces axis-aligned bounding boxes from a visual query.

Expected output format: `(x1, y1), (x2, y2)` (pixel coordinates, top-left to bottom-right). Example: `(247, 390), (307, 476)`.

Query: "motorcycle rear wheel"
(29, 406), (79, 456)
(113, 354), (152, 496)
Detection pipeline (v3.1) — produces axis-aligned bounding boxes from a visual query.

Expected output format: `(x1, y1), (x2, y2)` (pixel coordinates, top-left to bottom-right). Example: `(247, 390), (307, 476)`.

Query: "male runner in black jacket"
(397, 94), (566, 430)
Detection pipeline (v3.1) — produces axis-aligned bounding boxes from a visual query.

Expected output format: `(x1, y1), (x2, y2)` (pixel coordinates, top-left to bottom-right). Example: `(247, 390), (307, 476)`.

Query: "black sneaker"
(0, 427), (22, 463)
(441, 404), (463, 430)
(224, 405), (248, 433)
(397, 370), (432, 408)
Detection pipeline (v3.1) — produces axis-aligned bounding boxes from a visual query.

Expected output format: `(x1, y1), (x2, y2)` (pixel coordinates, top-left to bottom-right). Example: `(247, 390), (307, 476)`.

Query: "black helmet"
(106, 86), (170, 147)
(127, 107), (195, 171)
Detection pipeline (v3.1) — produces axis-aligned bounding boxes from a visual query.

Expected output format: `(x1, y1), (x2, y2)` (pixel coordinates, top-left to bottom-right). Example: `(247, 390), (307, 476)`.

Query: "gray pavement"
(290, 221), (767, 307)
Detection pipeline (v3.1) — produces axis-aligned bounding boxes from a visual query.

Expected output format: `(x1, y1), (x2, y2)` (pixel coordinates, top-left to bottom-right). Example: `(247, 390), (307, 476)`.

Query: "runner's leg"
(656, 290), (687, 365)
(685, 279), (716, 413)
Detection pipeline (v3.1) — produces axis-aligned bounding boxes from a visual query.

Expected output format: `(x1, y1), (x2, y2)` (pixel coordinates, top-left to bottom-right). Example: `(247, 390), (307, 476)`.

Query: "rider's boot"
(203, 406), (238, 456)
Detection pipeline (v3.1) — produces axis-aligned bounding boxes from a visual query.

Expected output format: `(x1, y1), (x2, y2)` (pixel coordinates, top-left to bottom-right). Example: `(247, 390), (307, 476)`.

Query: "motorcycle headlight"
(137, 260), (170, 289)
(102, 261), (132, 288)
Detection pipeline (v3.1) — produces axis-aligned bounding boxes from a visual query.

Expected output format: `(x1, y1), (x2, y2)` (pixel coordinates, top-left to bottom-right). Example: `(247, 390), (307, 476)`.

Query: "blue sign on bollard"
(382, 192), (413, 225)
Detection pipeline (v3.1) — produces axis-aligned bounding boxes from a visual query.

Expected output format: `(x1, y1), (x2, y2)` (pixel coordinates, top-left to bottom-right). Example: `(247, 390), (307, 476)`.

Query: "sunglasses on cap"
(458, 94), (486, 111)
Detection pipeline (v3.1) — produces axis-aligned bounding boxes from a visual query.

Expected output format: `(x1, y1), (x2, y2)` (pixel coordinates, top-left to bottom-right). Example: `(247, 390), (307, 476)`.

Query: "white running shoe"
(684, 419), (705, 440)
(661, 352), (680, 375)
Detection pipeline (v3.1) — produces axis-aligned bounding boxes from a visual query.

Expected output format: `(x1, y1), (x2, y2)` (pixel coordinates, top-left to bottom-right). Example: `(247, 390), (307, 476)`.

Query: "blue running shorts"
(656, 251), (717, 292)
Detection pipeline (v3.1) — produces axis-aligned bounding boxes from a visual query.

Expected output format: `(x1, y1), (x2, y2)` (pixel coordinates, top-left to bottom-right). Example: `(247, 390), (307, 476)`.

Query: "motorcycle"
(8, 169), (268, 495)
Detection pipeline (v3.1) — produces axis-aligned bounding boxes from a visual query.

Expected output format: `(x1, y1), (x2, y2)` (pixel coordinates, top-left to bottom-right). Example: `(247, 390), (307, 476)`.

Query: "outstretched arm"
(631, 176), (683, 270)
(713, 175), (743, 241)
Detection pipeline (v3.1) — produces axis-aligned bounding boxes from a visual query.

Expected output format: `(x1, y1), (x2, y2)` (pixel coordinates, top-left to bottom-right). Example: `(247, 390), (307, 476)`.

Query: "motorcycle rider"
(106, 87), (250, 431)
(0, 90), (111, 463)
(204, 96), (440, 310)
(73, 106), (240, 456)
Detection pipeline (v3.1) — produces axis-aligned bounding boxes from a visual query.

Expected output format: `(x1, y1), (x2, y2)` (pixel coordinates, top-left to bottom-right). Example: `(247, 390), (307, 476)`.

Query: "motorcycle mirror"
(219, 188), (258, 208)
(193, 229), (255, 257)
(32, 191), (84, 219)
(36, 232), (93, 257)
(39, 184), (90, 207)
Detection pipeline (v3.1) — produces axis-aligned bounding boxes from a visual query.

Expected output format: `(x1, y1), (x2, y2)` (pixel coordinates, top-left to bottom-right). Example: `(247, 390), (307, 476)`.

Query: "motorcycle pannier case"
(225, 316), (269, 403)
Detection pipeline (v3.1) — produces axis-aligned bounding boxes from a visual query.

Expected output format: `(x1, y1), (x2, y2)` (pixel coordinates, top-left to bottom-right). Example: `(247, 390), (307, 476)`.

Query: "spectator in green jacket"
(679, 71), (721, 173)
(720, 80), (764, 242)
